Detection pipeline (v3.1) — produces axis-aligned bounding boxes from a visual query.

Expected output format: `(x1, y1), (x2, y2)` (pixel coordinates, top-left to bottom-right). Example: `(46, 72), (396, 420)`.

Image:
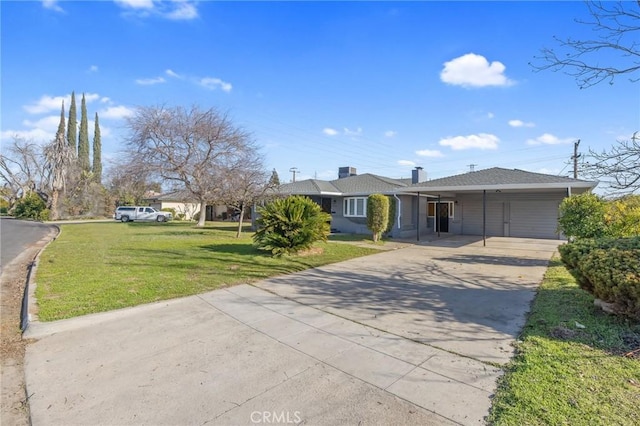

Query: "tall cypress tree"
(56, 101), (66, 141)
(67, 91), (77, 152)
(78, 93), (90, 172)
(92, 113), (102, 183)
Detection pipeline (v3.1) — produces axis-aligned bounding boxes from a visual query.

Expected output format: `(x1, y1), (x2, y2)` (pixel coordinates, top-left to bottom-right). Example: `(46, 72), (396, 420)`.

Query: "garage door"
(461, 200), (504, 236)
(510, 201), (560, 239)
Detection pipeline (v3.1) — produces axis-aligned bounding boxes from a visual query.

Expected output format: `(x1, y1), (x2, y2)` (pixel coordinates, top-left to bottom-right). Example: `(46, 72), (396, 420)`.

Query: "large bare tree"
(582, 132), (640, 194)
(531, 1), (640, 89)
(125, 105), (259, 227)
(0, 137), (49, 209)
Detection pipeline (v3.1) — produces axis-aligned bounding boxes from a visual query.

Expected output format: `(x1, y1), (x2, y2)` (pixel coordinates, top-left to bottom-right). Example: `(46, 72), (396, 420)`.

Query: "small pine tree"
(92, 113), (102, 183)
(78, 93), (90, 172)
(67, 91), (77, 151)
(366, 193), (389, 242)
(269, 168), (281, 186)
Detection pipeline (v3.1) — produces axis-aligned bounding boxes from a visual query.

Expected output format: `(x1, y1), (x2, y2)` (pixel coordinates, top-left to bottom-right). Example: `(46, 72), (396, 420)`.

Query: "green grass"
(489, 257), (640, 425)
(35, 221), (381, 321)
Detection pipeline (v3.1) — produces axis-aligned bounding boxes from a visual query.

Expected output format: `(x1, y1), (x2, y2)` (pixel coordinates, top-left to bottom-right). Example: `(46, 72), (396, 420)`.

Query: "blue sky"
(1, 1), (638, 186)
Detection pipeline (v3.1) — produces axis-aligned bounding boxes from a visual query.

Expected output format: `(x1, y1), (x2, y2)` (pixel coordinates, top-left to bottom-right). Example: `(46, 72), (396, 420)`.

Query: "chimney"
(412, 166), (426, 184)
(338, 166), (357, 179)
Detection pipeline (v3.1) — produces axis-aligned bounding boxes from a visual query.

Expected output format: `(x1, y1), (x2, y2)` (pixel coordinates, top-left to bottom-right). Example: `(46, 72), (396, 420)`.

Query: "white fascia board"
(319, 192), (343, 196)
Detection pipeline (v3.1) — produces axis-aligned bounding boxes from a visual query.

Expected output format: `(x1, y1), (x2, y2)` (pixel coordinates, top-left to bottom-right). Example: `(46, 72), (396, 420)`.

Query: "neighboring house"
(145, 190), (238, 221)
(145, 190), (201, 220)
(276, 166), (598, 240)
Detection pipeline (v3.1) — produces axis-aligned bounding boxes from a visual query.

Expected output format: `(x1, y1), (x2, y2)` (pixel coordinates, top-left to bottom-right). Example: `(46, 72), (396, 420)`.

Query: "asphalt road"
(0, 218), (55, 271)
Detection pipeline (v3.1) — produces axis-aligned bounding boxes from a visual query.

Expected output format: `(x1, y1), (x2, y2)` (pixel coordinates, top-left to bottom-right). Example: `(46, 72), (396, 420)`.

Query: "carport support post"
(483, 189), (486, 247)
(437, 194), (441, 238)
(416, 192), (420, 241)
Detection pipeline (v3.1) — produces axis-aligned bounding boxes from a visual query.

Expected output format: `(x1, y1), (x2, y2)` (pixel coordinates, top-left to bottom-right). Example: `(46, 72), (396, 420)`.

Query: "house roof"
(145, 189), (195, 202)
(403, 167), (597, 193)
(275, 167), (598, 197)
(277, 173), (408, 196)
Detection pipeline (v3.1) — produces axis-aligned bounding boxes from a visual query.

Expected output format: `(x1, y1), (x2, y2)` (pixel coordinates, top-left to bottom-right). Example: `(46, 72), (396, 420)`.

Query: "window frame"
(343, 197), (368, 218)
(427, 201), (454, 219)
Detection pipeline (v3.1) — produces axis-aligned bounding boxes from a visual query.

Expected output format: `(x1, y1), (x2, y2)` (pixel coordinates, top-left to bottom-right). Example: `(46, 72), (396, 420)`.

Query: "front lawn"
(35, 222), (381, 321)
(489, 258), (640, 425)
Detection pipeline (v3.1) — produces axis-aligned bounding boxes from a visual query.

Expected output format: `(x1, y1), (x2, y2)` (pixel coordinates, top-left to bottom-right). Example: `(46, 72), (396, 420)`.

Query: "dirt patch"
(1, 258), (33, 426)
(549, 325), (582, 340)
(295, 247), (325, 257)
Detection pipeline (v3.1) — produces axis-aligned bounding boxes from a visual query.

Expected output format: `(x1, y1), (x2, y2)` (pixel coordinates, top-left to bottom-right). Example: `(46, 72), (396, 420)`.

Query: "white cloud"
(487, 112), (495, 119)
(23, 95), (68, 114)
(440, 53), (514, 88)
(398, 160), (416, 167)
(509, 119), (535, 128)
(323, 128), (339, 136)
(384, 130), (397, 138)
(114, 0), (154, 10)
(101, 97), (111, 103)
(343, 127), (362, 137)
(165, 1), (198, 20)
(526, 133), (574, 145)
(416, 149), (444, 158)
(42, 0), (64, 13)
(0, 128), (54, 142)
(115, 0), (198, 20)
(165, 69), (182, 79)
(89, 65), (99, 73)
(199, 77), (232, 92)
(135, 76), (166, 85)
(439, 133), (499, 150)
(99, 105), (135, 119)
(84, 93), (101, 103)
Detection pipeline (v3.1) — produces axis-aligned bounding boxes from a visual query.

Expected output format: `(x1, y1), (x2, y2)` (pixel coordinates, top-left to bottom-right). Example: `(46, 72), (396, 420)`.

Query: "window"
(343, 197), (367, 217)
(427, 201), (454, 218)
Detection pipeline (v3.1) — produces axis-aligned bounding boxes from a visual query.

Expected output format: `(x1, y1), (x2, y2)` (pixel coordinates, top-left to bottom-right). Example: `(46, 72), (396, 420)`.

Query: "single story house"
(276, 166), (598, 240)
(145, 190), (244, 221)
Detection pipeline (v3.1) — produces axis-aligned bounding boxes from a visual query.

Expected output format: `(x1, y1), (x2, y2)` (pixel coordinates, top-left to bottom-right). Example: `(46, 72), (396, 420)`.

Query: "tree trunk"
(49, 189), (60, 221)
(197, 200), (207, 227)
(236, 204), (246, 238)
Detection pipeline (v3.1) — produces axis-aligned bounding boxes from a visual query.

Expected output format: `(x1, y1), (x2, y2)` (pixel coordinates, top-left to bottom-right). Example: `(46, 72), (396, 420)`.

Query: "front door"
(437, 203), (449, 232)
(321, 198), (332, 214)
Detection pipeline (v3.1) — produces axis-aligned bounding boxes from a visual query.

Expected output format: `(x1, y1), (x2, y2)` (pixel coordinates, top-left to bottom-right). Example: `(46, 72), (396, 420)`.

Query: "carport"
(400, 167), (597, 241)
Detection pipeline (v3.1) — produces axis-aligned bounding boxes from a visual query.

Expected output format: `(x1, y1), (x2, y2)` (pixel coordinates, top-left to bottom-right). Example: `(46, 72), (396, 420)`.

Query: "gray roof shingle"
(405, 167), (597, 192)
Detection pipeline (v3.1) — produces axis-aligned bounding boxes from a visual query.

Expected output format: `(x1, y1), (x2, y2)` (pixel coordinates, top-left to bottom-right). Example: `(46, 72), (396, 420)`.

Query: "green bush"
(581, 248), (640, 320)
(385, 196), (396, 235)
(38, 208), (51, 221)
(13, 192), (47, 220)
(366, 194), (389, 242)
(559, 237), (640, 319)
(253, 196), (331, 256)
(161, 207), (177, 217)
(558, 193), (608, 240)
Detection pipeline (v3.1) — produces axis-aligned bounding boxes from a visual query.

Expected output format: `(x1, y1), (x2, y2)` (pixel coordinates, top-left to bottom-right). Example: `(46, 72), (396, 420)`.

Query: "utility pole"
(289, 167), (299, 182)
(571, 140), (581, 179)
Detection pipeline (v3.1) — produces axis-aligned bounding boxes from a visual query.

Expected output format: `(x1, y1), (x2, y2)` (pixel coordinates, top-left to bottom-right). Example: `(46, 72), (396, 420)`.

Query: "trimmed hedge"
(559, 237), (640, 320)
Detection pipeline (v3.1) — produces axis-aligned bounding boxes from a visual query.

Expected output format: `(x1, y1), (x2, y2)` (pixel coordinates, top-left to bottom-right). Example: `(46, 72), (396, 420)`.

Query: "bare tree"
(105, 158), (160, 207)
(125, 105), (258, 227)
(0, 137), (49, 209)
(531, 1), (640, 88)
(583, 132), (640, 194)
(220, 150), (271, 237)
(43, 110), (76, 220)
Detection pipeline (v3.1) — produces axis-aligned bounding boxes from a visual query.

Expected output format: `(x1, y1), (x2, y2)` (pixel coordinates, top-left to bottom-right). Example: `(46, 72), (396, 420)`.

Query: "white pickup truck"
(115, 206), (173, 223)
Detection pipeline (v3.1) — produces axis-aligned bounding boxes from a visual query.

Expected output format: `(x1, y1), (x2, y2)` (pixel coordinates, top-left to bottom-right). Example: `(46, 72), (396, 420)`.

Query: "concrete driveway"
(24, 236), (560, 425)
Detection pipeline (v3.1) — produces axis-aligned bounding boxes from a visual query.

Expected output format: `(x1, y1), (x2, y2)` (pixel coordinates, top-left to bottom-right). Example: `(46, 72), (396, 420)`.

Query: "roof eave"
(401, 181), (598, 193)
